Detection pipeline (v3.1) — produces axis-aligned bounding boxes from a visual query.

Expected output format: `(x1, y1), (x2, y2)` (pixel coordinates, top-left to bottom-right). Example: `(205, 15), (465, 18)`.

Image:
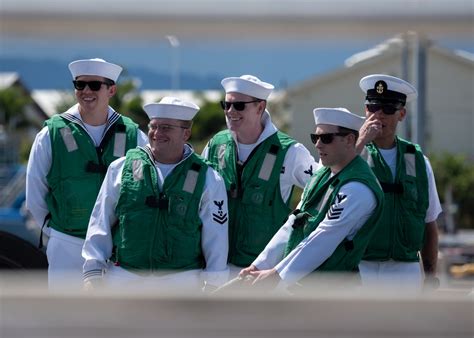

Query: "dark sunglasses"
(310, 132), (350, 145)
(73, 80), (113, 91)
(220, 100), (262, 111)
(366, 104), (401, 115)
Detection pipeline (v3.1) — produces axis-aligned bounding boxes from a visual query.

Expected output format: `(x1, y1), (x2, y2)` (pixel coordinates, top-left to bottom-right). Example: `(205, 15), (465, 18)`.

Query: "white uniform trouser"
(103, 263), (202, 292)
(46, 228), (85, 290)
(359, 260), (423, 292)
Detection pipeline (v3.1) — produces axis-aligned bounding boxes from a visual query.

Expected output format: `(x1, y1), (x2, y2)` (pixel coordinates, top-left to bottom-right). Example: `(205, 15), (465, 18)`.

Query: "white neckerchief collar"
(60, 104), (121, 144)
(142, 143), (195, 167)
(62, 104), (120, 128)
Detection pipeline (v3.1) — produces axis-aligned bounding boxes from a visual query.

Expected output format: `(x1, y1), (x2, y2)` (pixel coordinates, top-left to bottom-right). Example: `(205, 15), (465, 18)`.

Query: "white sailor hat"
(68, 58), (122, 83)
(313, 107), (365, 131)
(221, 75), (274, 100)
(144, 97), (200, 121)
(359, 74), (417, 105)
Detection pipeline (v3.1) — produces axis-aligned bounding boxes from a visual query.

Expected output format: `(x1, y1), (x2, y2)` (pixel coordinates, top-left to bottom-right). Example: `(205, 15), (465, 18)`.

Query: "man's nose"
(372, 109), (384, 117)
(82, 84), (93, 92)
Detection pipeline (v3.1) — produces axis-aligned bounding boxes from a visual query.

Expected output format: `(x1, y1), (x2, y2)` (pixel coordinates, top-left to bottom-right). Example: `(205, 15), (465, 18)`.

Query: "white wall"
(287, 47), (474, 160)
(426, 51), (474, 159)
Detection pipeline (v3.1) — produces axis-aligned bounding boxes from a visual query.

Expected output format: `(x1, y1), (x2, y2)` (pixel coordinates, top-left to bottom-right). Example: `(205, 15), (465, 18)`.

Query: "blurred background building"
(287, 32), (474, 161)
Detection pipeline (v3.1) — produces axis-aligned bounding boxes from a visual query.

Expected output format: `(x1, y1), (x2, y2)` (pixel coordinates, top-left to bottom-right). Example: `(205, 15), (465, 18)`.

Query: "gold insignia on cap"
(376, 82), (384, 94)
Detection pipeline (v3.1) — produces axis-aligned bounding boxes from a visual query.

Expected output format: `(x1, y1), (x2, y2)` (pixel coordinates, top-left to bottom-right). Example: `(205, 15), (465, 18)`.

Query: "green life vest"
(113, 147), (208, 272)
(45, 113), (138, 238)
(363, 137), (429, 262)
(284, 156), (384, 272)
(207, 130), (296, 267)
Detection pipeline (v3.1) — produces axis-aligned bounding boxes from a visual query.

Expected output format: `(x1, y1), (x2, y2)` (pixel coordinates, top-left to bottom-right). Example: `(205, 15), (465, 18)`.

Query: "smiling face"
(147, 117), (191, 164)
(223, 92), (265, 144)
(74, 75), (115, 119)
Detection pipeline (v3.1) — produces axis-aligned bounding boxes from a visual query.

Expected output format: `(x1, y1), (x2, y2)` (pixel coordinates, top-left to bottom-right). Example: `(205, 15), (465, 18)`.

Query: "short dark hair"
(180, 120), (193, 129)
(104, 79), (115, 87)
(338, 126), (359, 142)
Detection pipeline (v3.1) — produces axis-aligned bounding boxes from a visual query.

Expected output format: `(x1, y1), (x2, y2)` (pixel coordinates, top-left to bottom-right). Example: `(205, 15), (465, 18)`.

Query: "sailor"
(26, 58), (148, 289)
(239, 107), (384, 290)
(356, 74), (442, 289)
(82, 97), (229, 291)
(203, 74), (319, 278)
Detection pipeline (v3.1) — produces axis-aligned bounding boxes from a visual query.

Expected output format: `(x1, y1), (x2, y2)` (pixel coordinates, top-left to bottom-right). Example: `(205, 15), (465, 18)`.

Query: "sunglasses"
(366, 104), (402, 115)
(220, 100), (262, 111)
(310, 132), (350, 145)
(73, 80), (113, 91)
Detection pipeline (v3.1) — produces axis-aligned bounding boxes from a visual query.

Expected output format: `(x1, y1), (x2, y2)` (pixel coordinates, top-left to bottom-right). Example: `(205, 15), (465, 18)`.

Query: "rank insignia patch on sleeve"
(212, 200), (228, 224)
(304, 165), (313, 176)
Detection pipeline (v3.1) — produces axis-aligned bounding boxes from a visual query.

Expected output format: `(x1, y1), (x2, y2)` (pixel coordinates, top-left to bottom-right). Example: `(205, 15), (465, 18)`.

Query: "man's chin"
(151, 143), (168, 151)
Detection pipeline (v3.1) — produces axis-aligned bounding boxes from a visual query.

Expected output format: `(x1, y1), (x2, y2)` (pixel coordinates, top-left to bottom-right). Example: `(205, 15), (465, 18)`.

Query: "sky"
(2, 0), (473, 90)
(2, 35), (473, 90)
(0, 36), (377, 88)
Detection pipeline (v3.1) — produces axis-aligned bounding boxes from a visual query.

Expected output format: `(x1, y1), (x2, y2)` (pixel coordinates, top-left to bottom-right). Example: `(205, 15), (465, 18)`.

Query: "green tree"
(119, 93), (148, 132)
(0, 86), (37, 163)
(0, 86), (32, 130)
(189, 95), (226, 153)
(430, 153), (474, 230)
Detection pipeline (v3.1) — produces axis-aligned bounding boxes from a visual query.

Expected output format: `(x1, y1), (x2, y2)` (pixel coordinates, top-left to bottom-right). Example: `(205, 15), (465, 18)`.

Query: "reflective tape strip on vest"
(367, 148), (417, 178)
(366, 151), (374, 168)
(182, 166), (200, 194)
(404, 153), (416, 177)
(59, 126), (78, 152)
(257, 145), (279, 181)
(132, 159), (143, 181)
(113, 132), (127, 157)
(217, 144), (227, 169)
(258, 152), (277, 181)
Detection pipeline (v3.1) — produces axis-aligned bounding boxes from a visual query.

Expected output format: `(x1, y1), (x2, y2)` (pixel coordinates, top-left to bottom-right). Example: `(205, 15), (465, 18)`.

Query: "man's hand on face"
(359, 114), (382, 144)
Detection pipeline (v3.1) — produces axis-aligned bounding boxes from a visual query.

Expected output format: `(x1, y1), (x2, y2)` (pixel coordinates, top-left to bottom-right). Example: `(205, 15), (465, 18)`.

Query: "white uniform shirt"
(252, 180), (377, 286)
(82, 144), (230, 286)
(25, 104), (149, 232)
(202, 110), (319, 202)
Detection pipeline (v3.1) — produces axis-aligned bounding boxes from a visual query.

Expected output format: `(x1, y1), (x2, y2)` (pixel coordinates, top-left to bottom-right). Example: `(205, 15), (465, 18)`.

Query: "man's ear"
(108, 85), (117, 97)
(347, 133), (357, 147)
(183, 128), (192, 142)
(258, 101), (266, 115)
(398, 107), (407, 122)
